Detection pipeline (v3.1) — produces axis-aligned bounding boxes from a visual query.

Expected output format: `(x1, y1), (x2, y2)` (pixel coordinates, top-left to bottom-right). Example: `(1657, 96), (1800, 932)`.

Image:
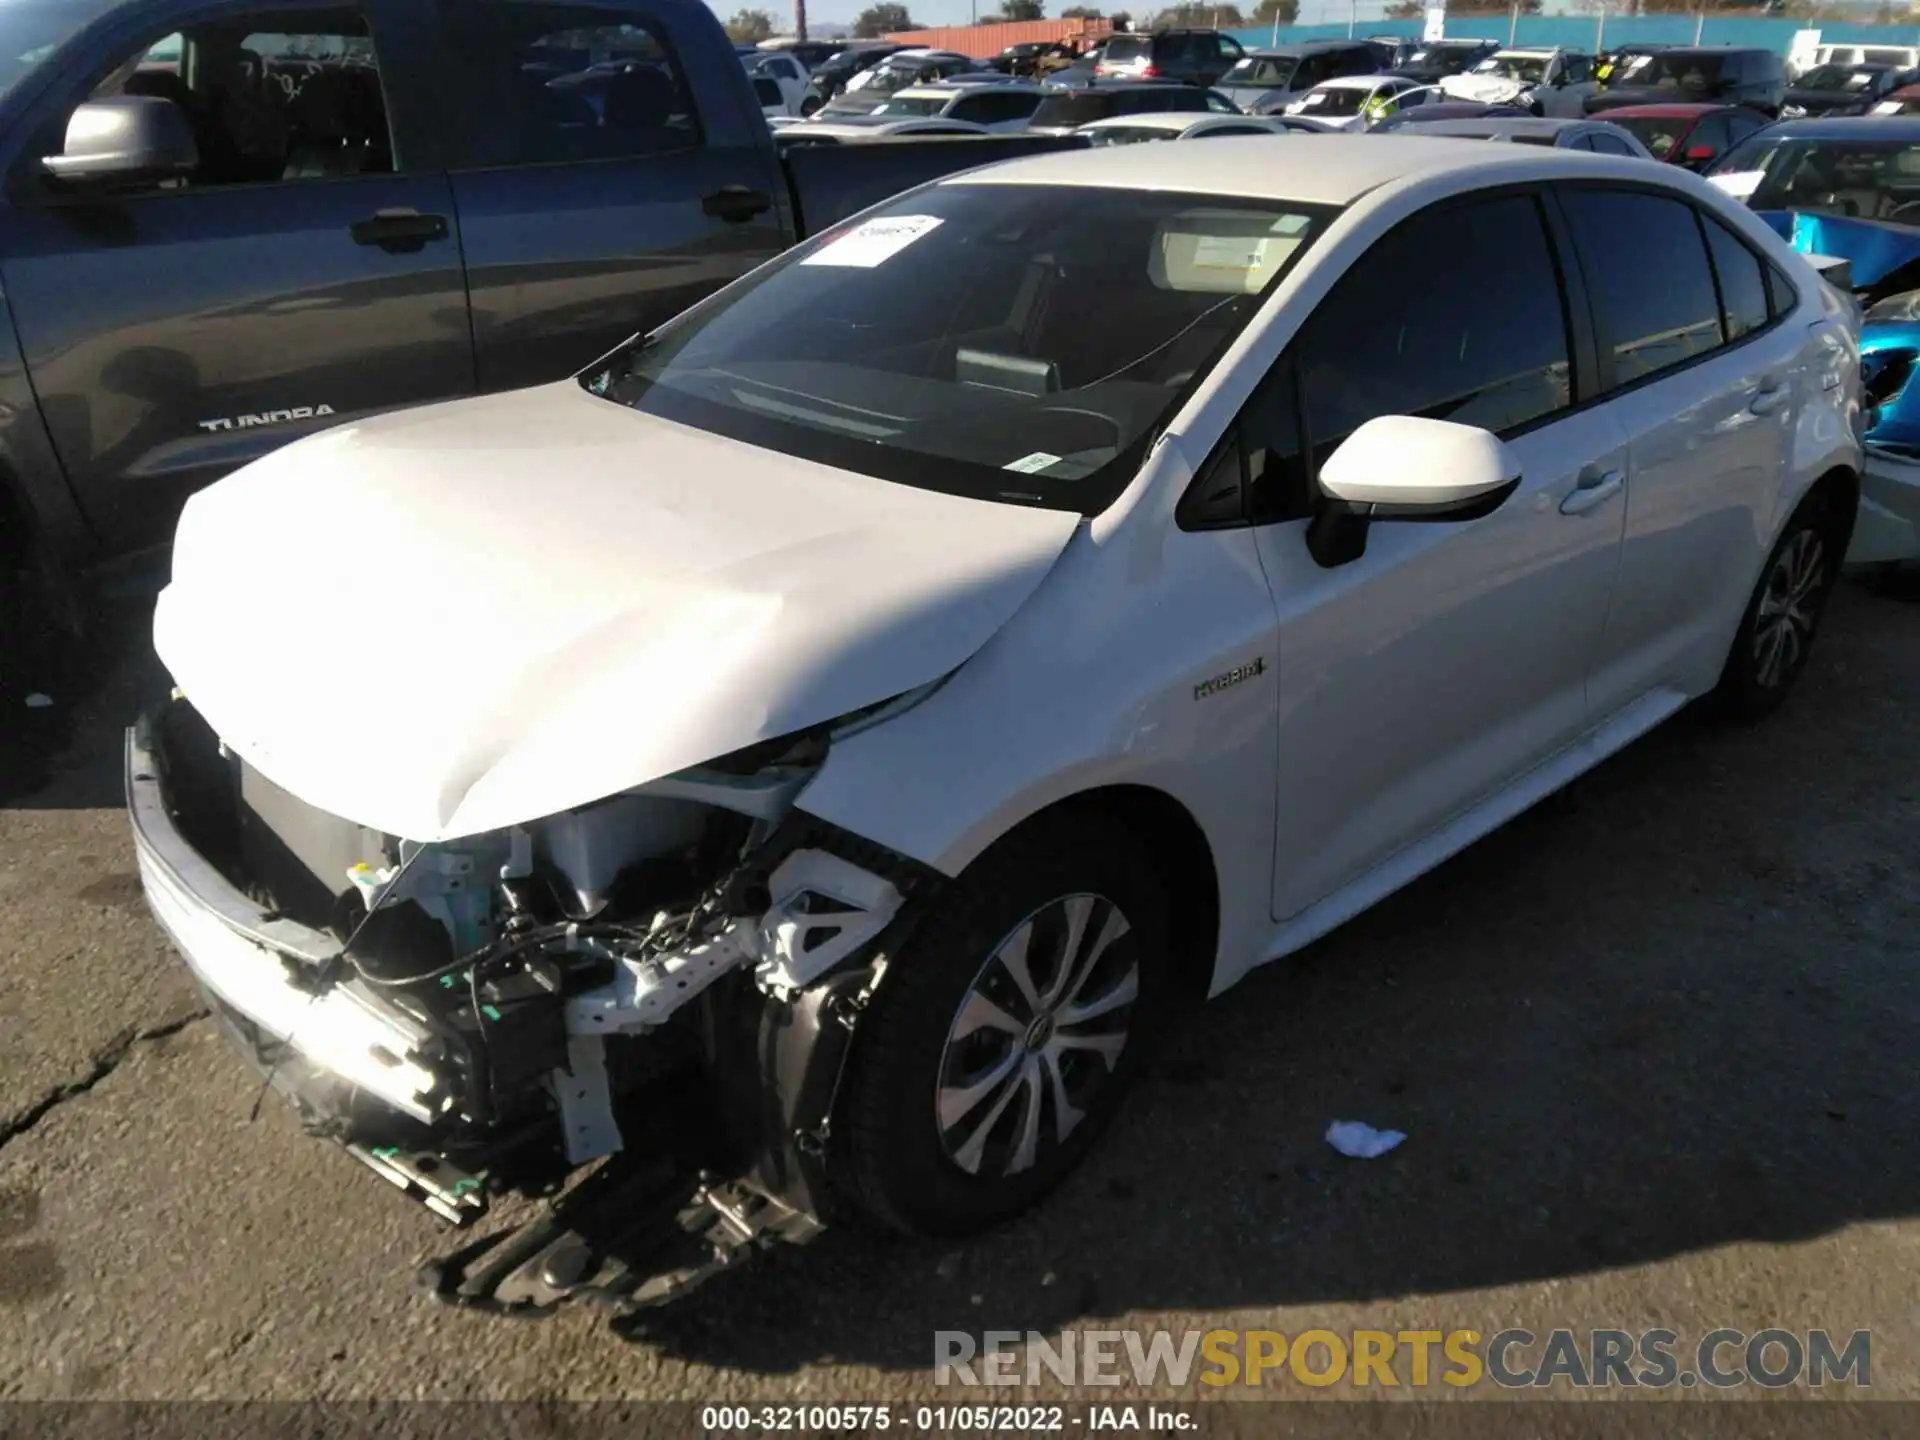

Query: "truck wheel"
(1710, 487), (1842, 722)
(836, 816), (1173, 1236)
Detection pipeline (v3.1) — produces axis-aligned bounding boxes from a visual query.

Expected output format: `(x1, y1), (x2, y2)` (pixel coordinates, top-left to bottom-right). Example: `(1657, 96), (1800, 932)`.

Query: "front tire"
(835, 816), (1174, 1237)
(1711, 488), (1842, 721)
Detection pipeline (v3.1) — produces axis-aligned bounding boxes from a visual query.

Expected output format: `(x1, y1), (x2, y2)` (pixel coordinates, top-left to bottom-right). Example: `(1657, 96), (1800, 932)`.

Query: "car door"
(0, 0), (472, 557)
(438, 0), (787, 394)
(1559, 186), (1797, 714)
(1241, 189), (1630, 920)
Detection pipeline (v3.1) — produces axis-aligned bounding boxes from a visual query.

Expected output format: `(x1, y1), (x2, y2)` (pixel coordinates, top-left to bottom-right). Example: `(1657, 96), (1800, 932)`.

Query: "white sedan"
(1284, 74), (1431, 129)
(135, 138), (1862, 1279)
(777, 116), (992, 143)
(1073, 112), (1307, 144)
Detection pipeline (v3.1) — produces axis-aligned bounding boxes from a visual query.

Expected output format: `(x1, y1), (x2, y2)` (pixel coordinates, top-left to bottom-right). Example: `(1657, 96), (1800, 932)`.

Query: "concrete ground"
(0, 581), (1915, 1406)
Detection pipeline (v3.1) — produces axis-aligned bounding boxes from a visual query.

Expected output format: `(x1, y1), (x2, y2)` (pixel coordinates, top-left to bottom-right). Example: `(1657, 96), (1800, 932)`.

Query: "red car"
(1871, 83), (1920, 115)
(1595, 102), (1770, 170)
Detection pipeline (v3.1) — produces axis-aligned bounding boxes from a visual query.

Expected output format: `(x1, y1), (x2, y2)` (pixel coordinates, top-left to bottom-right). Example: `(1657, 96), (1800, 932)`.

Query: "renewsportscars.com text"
(934, 1327), (1871, 1390)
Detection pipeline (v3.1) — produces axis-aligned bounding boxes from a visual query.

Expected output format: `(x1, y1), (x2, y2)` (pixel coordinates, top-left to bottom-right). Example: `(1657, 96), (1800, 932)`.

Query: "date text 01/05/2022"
(697, 1404), (1198, 1431)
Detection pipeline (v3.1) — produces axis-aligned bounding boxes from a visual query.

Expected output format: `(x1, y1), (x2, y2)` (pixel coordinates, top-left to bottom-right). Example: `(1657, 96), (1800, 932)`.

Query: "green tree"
(853, 1), (918, 34)
(1251, 0), (1297, 24)
(1060, 4), (1105, 14)
(1002, 0), (1046, 17)
(725, 7), (777, 41)
(1155, 2), (1244, 23)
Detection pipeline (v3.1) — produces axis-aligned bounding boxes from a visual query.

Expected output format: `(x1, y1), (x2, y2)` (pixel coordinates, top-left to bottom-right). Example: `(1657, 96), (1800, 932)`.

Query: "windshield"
(1608, 113), (1691, 158)
(1472, 54), (1548, 83)
(1797, 64), (1882, 91)
(876, 94), (947, 116)
(1102, 36), (1149, 62)
(1406, 43), (1484, 73)
(1635, 52), (1730, 90)
(1711, 136), (1920, 221)
(583, 185), (1334, 515)
(1224, 55), (1298, 87)
(0, 0), (121, 107)
(1084, 124), (1173, 145)
(1295, 85), (1369, 116)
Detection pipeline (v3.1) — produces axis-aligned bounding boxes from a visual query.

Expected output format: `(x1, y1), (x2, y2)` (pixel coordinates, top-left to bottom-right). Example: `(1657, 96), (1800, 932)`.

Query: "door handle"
(350, 208), (449, 252)
(1560, 468), (1623, 515)
(1749, 382), (1791, 415)
(702, 185), (773, 223)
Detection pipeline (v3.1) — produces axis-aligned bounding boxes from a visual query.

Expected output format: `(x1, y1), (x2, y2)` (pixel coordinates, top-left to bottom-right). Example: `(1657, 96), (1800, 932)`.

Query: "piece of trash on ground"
(1325, 1120), (1406, 1159)
(23, 694), (53, 709)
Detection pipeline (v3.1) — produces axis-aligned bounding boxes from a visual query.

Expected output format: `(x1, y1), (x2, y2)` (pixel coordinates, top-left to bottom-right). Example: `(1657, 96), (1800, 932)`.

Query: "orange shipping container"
(883, 17), (1112, 59)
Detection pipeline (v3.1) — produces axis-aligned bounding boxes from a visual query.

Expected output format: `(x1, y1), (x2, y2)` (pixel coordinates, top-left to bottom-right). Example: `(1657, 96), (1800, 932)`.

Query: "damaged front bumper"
(127, 707), (925, 1307)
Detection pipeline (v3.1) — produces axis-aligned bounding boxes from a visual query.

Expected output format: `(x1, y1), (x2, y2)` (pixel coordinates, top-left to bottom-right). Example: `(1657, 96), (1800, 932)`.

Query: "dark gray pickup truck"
(0, 0), (1079, 670)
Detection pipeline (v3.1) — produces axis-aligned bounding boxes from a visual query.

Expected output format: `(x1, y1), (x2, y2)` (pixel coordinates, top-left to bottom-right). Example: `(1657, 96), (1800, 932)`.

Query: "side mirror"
(1320, 415), (1520, 519)
(1308, 415), (1520, 566)
(42, 96), (197, 188)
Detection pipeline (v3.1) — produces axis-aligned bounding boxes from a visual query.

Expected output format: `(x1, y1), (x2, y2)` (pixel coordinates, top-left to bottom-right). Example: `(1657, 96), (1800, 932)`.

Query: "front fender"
(795, 465), (1283, 996)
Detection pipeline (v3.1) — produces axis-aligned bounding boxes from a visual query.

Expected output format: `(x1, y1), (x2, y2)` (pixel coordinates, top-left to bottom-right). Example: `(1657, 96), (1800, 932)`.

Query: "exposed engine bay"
(134, 693), (936, 1311)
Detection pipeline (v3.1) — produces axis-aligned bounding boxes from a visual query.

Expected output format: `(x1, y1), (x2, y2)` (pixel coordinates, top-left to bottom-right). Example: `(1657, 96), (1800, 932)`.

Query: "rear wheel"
(1711, 488), (1842, 721)
(835, 817), (1173, 1236)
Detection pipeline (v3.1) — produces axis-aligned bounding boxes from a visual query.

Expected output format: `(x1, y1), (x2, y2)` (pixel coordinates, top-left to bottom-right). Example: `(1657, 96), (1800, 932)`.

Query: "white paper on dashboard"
(802, 215), (944, 268)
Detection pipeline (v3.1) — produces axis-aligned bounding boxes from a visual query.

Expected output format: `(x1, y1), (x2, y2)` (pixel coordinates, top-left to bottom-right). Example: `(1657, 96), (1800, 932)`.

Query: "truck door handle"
(1560, 467), (1623, 515)
(350, 208), (449, 252)
(703, 186), (773, 223)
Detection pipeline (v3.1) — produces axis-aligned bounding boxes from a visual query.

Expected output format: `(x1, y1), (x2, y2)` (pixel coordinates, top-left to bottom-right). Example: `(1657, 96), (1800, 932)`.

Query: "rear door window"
(1560, 188), (1725, 388)
(446, 3), (701, 167)
(1702, 214), (1770, 341)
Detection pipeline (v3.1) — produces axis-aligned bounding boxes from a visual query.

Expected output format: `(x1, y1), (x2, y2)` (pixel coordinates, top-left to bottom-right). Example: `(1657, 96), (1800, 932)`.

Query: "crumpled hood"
(1754, 209), (1920, 289)
(155, 383), (1080, 842)
(1440, 73), (1529, 104)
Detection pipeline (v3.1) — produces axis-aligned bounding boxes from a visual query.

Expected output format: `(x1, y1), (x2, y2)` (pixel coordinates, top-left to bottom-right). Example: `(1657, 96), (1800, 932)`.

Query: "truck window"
(452, 4), (703, 167)
(83, 10), (395, 188)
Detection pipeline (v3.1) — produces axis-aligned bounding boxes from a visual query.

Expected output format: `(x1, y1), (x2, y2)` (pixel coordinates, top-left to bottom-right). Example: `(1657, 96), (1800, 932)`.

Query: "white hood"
(156, 383), (1080, 842)
(1440, 73), (1528, 104)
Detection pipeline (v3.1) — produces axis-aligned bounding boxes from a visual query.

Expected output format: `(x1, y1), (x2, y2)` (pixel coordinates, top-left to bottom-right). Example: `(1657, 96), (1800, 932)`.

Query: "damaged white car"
(133, 138), (1860, 1312)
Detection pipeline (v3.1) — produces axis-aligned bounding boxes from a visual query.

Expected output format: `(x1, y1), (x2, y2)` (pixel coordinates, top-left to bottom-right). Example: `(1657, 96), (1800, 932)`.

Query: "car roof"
(1415, 117), (1586, 138)
(1075, 112), (1269, 132)
(1595, 102), (1731, 117)
(1244, 41), (1367, 58)
(942, 132), (1628, 203)
(1802, 59), (1900, 72)
(899, 80), (1035, 95)
(1054, 79), (1202, 93)
(1757, 114), (1920, 140)
(1495, 48), (1561, 58)
(1313, 75), (1393, 90)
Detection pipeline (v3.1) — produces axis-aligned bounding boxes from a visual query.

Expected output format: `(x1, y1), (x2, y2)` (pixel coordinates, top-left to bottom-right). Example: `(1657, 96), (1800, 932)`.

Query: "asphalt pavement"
(1, 582), (1916, 1406)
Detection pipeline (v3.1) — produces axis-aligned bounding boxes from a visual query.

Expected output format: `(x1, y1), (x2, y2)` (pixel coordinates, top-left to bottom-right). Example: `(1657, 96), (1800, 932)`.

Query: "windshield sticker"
(1192, 234), (1271, 271)
(1710, 170), (1764, 199)
(802, 215), (944, 268)
(1003, 451), (1062, 474)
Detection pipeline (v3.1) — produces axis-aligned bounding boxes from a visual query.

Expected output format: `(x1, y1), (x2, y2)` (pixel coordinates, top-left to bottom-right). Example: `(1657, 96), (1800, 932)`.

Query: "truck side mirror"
(41, 96), (198, 189)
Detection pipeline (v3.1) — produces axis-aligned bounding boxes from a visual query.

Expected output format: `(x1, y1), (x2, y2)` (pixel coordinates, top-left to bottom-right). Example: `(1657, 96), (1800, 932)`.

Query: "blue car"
(1708, 116), (1920, 563)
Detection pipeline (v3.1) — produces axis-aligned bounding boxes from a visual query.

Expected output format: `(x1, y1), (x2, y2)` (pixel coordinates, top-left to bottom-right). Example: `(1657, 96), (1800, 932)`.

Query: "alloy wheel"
(1752, 528), (1828, 689)
(935, 893), (1139, 1179)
